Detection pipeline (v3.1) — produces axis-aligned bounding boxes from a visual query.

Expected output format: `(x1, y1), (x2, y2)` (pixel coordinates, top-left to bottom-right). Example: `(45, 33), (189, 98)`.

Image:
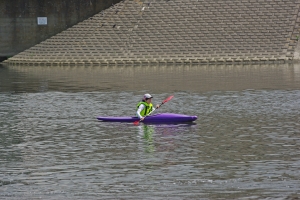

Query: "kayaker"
(136, 94), (160, 121)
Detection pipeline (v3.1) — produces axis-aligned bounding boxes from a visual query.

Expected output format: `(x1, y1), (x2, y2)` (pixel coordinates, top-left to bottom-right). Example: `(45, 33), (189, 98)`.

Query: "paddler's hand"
(156, 104), (160, 109)
(140, 117), (145, 121)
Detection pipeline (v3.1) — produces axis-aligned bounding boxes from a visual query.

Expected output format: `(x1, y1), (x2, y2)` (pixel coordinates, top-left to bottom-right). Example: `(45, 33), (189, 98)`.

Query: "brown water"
(0, 63), (300, 199)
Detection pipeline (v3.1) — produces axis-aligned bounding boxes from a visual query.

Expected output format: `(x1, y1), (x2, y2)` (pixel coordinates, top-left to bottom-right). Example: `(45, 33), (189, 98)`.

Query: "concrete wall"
(0, 0), (121, 59)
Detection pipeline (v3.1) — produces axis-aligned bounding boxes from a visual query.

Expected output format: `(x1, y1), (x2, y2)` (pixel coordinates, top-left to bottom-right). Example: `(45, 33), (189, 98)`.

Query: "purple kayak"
(97, 113), (197, 124)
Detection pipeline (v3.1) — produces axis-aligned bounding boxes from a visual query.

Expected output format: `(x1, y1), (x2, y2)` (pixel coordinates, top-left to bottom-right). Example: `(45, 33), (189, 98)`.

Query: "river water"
(0, 63), (300, 199)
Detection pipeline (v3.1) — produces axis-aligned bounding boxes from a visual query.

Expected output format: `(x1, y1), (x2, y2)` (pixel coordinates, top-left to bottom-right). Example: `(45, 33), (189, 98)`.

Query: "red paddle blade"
(133, 120), (140, 125)
(162, 95), (174, 104)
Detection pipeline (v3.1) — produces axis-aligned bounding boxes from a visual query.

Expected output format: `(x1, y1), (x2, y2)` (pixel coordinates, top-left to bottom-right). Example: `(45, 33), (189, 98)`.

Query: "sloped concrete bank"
(3, 0), (300, 66)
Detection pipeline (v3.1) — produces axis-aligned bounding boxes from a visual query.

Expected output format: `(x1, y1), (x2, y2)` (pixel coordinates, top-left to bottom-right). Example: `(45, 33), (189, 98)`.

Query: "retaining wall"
(0, 0), (121, 58)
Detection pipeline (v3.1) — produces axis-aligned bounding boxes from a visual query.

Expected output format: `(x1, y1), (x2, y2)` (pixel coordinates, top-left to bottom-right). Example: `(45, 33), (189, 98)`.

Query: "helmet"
(143, 93), (153, 100)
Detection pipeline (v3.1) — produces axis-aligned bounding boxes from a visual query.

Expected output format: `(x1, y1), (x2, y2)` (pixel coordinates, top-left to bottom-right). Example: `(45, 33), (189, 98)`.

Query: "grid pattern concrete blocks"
(4, 0), (300, 65)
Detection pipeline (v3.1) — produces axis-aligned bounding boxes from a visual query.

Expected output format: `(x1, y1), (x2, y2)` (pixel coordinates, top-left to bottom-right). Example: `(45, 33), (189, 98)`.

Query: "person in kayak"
(136, 93), (160, 121)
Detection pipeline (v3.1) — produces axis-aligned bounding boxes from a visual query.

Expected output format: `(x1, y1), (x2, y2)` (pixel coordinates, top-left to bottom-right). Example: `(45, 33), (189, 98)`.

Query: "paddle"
(133, 95), (174, 125)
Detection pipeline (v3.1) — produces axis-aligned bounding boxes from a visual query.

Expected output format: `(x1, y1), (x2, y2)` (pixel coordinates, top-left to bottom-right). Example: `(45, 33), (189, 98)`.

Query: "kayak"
(97, 113), (197, 124)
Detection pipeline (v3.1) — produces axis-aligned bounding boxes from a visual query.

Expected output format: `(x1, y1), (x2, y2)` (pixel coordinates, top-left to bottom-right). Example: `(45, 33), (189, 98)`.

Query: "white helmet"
(143, 93), (153, 100)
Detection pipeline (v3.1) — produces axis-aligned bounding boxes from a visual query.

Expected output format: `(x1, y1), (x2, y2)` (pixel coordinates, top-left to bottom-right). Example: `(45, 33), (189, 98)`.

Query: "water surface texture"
(0, 64), (300, 199)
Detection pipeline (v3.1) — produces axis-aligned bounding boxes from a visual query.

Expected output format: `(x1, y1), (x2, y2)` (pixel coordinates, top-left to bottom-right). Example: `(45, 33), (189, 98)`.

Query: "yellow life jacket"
(136, 101), (153, 117)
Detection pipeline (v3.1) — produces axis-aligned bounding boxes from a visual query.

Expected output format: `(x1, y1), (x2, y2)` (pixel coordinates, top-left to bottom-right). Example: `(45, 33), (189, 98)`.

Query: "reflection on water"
(137, 125), (156, 153)
(1, 63), (300, 93)
(137, 124), (197, 154)
(0, 63), (300, 199)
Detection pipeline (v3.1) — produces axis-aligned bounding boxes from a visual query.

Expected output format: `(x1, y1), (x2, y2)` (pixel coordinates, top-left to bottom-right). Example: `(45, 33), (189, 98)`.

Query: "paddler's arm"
(151, 104), (160, 112)
(147, 104), (160, 115)
(136, 104), (145, 120)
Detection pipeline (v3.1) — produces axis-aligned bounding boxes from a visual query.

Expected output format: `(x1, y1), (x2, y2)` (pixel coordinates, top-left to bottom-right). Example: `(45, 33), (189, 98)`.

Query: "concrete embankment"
(0, 0), (121, 59)
(3, 0), (300, 65)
